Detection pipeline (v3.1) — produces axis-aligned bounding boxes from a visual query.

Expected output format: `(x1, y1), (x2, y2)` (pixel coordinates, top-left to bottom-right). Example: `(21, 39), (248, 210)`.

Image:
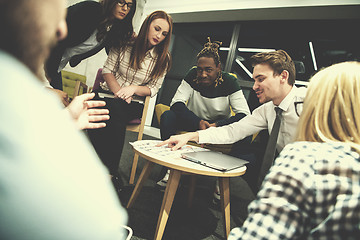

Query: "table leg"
(187, 174), (196, 208)
(219, 177), (230, 238)
(127, 161), (154, 209)
(154, 169), (182, 240)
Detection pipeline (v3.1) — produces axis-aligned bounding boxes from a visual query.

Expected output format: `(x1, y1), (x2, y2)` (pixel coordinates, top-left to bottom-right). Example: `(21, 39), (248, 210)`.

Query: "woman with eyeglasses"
(45, 0), (136, 105)
(87, 10), (173, 191)
(229, 61), (360, 239)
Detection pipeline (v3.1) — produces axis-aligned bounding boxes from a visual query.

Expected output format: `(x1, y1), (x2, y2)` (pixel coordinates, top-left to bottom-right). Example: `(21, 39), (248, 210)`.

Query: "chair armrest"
(73, 80), (88, 97)
(155, 104), (170, 125)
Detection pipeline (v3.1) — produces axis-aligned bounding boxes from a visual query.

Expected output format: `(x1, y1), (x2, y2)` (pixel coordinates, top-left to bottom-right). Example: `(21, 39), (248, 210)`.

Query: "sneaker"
(212, 179), (220, 204)
(156, 170), (170, 190)
(111, 175), (123, 194)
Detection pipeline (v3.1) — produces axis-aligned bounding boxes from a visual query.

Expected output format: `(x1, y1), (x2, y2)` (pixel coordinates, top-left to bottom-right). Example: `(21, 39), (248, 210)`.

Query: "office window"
(227, 19), (360, 86)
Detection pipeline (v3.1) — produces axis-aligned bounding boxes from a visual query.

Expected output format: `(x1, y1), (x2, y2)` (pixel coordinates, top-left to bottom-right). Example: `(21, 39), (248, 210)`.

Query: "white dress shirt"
(198, 86), (307, 152)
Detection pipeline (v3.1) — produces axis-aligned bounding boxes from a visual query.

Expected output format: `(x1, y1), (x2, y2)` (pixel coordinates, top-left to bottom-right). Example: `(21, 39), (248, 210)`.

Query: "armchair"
(61, 70), (88, 100)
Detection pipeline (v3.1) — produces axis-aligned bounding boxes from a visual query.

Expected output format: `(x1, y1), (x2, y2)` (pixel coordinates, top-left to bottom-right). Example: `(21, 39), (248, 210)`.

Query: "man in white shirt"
(0, 0), (128, 239)
(159, 49), (306, 193)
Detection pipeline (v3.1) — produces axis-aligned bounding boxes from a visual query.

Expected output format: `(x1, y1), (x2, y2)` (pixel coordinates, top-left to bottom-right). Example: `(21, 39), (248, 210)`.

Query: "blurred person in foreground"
(229, 61), (360, 239)
(0, 0), (128, 239)
(0, 0), (110, 130)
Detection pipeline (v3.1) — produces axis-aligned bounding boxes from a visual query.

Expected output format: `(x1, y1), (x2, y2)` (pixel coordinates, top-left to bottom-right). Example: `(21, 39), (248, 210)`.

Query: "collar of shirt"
(275, 86), (299, 112)
(145, 48), (157, 59)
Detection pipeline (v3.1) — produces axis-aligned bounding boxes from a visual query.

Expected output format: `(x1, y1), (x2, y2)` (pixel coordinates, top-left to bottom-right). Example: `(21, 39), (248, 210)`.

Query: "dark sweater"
(45, 1), (105, 89)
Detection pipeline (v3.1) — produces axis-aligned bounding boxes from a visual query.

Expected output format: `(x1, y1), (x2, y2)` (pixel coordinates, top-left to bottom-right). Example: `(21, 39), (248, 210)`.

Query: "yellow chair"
(155, 104), (234, 154)
(61, 70), (88, 100)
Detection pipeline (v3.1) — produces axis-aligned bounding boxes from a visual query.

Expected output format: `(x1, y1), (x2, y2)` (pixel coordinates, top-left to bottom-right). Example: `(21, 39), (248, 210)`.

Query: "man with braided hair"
(157, 38), (251, 199)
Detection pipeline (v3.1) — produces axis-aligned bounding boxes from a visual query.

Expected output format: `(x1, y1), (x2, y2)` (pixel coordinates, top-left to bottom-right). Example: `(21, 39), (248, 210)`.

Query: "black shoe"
(111, 176), (124, 193)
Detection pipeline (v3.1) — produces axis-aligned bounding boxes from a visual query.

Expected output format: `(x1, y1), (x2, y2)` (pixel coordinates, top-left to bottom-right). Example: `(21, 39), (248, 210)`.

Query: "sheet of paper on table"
(130, 140), (209, 159)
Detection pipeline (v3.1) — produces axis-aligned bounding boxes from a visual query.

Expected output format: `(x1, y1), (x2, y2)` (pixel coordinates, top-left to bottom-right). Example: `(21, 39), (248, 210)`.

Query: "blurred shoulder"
(67, 1), (103, 17)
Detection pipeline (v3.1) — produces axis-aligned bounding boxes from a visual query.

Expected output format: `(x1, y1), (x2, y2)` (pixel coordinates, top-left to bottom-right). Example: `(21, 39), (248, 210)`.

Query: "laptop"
(181, 151), (249, 172)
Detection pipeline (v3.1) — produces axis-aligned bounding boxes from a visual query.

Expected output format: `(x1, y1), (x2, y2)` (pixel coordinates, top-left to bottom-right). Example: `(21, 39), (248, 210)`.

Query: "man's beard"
(22, 36), (58, 80)
(195, 77), (214, 87)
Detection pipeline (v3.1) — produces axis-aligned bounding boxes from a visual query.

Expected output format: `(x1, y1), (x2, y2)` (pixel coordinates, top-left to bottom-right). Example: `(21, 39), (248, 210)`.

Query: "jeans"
(87, 92), (143, 176)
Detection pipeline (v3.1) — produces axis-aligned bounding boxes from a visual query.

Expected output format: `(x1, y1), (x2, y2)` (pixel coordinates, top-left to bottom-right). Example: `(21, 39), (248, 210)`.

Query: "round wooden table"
(126, 140), (247, 240)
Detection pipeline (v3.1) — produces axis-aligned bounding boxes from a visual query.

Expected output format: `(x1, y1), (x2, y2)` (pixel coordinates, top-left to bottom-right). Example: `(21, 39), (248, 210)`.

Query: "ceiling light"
(220, 47), (275, 53)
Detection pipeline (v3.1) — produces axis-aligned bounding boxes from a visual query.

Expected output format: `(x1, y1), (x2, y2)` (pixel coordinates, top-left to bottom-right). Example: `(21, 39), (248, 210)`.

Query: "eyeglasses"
(294, 101), (303, 117)
(117, 0), (133, 9)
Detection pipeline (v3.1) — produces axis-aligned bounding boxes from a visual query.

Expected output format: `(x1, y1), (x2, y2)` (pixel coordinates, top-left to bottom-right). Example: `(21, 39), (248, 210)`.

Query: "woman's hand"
(115, 86), (137, 104)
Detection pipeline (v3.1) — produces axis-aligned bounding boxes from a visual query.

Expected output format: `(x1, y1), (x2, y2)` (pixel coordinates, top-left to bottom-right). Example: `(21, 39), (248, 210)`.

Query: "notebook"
(98, 92), (145, 104)
(181, 151), (249, 172)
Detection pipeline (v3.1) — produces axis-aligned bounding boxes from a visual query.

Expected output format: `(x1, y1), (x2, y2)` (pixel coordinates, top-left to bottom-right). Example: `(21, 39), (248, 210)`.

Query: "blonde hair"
(296, 61), (360, 153)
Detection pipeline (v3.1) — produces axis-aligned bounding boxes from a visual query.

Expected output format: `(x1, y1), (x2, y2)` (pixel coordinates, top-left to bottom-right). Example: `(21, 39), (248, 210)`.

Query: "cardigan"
(45, 1), (106, 89)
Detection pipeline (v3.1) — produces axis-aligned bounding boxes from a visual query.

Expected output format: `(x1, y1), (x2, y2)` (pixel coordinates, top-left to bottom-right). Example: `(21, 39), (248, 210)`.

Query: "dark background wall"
(151, 7), (360, 127)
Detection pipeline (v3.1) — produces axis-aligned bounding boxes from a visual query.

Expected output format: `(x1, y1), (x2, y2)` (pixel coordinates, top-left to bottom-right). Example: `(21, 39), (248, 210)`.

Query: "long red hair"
(130, 10), (173, 82)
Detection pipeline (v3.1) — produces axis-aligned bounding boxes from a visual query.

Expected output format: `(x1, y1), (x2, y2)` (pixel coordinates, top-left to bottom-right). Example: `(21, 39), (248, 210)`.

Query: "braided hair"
(195, 37), (223, 87)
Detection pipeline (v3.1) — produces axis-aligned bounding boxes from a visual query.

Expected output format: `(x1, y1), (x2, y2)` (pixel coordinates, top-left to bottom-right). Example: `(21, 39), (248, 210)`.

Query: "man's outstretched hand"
(67, 93), (110, 130)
